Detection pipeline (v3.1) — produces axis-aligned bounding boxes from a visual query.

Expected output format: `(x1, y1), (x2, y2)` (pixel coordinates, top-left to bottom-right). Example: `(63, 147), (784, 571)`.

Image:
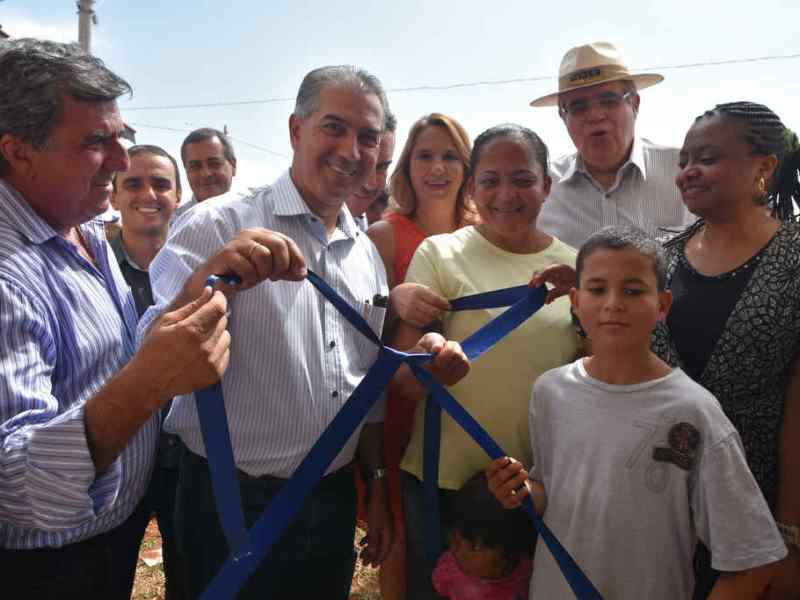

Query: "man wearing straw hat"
(532, 41), (693, 248)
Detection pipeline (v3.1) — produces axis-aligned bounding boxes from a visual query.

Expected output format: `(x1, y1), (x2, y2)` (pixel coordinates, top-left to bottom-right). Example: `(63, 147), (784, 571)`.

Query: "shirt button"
(332, 390), (339, 398)
(329, 340), (336, 348)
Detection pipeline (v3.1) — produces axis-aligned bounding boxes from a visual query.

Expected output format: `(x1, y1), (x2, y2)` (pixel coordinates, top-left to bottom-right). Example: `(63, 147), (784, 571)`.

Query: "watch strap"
(777, 522), (800, 550)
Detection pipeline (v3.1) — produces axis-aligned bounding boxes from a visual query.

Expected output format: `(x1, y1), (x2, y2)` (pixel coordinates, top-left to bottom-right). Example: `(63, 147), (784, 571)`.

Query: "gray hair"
(619, 79), (638, 95)
(294, 65), (389, 128)
(576, 225), (667, 291)
(384, 108), (398, 133)
(180, 127), (236, 165)
(0, 38), (131, 175)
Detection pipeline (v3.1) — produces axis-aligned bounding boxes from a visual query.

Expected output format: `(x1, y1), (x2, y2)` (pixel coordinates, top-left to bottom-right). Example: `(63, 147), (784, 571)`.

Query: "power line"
(123, 52), (800, 112)
(127, 121), (291, 159)
(126, 97), (295, 112)
(227, 135), (290, 159)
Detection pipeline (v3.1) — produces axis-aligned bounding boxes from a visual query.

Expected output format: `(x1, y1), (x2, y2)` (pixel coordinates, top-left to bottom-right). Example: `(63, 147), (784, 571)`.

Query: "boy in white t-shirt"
(487, 226), (786, 599)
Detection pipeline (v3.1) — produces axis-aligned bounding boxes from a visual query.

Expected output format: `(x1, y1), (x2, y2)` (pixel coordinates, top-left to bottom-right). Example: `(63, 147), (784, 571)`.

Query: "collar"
(563, 136), (647, 182)
(110, 232), (147, 272)
(628, 136), (646, 179)
(274, 170), (360, 240)
(0, 179), (64, 245)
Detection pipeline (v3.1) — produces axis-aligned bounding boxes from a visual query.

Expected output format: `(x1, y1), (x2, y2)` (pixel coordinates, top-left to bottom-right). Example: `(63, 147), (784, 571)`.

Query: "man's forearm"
(356, 421), (385, 475)
(84, 356), (167, 473)
(356, 422), (390, 501)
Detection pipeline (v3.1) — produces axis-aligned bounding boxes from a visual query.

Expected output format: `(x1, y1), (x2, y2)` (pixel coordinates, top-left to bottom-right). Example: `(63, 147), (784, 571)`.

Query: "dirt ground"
(132, 519), (381, 600)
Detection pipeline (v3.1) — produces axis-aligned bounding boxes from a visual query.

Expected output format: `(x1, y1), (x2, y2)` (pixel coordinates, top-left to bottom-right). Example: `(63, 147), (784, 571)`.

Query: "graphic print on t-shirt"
(653, 422), (701, 471)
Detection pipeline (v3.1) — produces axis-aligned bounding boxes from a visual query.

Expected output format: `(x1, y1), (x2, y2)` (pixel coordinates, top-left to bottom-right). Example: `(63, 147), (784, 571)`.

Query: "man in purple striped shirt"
(0, 39), (232, 599)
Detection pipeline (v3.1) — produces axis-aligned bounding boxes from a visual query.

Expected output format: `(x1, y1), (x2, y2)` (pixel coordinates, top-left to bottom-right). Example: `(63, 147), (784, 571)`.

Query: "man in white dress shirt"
(141, 65), (469, 600)
(532, 41), (694, 248)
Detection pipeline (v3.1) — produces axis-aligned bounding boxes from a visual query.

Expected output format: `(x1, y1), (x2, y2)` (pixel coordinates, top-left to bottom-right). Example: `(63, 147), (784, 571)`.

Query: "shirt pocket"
(347, 302), (386, 373)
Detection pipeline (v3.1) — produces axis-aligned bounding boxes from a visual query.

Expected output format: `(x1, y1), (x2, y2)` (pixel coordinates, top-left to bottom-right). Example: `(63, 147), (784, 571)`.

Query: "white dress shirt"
(140, 171), (388, 478)
(539, 137), (695, 249)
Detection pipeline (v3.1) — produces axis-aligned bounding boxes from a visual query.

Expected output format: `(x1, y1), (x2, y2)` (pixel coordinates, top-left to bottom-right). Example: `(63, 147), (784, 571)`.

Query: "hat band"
(558, 64), (632, 93)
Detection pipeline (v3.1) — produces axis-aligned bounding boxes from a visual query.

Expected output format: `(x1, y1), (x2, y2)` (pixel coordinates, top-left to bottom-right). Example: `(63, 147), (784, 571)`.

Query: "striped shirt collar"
(562, 136), (647, 183)
(0, 179), (65, 245)
(277, 170), (361, 241)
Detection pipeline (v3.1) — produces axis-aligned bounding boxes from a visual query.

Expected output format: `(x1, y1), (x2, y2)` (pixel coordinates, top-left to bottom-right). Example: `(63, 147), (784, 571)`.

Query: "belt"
(182, 445), (352, 486)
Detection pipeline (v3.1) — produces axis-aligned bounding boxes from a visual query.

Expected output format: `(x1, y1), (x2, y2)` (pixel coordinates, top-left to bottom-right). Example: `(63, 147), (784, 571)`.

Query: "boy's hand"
(390, 283), (450, 327)
(530, 264), (577, 304)
(487, 457), (532, 509)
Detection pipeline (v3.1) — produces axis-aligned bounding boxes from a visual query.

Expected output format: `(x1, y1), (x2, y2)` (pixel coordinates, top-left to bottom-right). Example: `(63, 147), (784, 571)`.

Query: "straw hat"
(530, 41), (664, 107)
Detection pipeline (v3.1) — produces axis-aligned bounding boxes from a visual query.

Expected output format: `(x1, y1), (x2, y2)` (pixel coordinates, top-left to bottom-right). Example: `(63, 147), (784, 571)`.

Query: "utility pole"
(76, 0), (97, 53)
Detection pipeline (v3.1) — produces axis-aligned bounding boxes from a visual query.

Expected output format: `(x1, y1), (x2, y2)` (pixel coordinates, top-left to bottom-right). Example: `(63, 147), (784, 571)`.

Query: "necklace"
(682, 223), (777, 280)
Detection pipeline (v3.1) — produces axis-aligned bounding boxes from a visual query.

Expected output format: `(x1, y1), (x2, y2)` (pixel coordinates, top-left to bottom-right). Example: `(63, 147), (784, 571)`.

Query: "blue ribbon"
(196, 271), (602, 599)
(421, 281), (544, 562)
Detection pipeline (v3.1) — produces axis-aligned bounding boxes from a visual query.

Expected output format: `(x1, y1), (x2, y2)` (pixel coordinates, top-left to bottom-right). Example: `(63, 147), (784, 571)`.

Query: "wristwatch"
(364, 467), (387, 482)
(777, 522), (800, 551)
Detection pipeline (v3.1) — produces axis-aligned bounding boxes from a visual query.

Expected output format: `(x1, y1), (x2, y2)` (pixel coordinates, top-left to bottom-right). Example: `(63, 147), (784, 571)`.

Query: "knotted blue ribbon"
(195, 271), (602, 599)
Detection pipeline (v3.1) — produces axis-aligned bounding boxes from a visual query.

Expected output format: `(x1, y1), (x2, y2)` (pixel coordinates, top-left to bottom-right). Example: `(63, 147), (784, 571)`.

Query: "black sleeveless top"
(652, 220), (800, 508)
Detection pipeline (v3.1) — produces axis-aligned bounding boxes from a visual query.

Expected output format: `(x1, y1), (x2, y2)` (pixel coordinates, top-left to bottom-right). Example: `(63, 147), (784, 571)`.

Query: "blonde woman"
(367, 113), (475, 600)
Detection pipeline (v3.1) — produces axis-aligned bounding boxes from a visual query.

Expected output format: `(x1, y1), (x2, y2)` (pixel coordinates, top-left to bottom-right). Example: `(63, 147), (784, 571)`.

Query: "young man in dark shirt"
(110, 144), (187, 599)
(110, 144), (181, 315)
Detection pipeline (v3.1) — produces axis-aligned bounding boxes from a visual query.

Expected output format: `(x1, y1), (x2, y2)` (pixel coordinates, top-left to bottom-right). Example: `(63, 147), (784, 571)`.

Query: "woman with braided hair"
(652, 101), (800, 598)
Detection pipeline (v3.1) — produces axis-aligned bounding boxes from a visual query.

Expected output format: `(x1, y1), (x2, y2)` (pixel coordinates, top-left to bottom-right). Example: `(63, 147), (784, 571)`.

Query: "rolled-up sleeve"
(137, 204), (233, 348)
(0, 280), (122, 530)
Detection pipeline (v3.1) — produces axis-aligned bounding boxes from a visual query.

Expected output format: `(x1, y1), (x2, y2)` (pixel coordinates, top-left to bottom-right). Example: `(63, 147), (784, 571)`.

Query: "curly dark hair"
(450, 470), (536, 562)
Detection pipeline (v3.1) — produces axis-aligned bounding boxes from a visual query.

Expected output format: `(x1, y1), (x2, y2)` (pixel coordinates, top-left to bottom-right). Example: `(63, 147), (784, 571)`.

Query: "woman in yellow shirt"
(391, 123), (581, 599)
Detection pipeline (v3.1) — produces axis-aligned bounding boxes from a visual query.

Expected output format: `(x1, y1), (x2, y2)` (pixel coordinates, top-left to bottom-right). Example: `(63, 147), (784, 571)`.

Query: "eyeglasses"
(559, 91), (634, 118)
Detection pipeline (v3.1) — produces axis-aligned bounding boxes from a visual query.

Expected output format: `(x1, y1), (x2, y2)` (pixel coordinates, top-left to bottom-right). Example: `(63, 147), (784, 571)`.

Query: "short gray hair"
(294, 65), (389, 128)
(180, 127), (236, 165)
(384, 108), (398, 133)
(0, 38), (131, 175)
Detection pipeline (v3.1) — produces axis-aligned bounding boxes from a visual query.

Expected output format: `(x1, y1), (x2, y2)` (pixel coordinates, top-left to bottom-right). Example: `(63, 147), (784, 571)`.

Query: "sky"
(3, 0), (800, 199)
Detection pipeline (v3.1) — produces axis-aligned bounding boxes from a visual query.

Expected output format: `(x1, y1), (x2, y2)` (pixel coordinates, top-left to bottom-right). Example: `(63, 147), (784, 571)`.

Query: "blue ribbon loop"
(194, 382), (252, 561)
(197, 270), (602, 599)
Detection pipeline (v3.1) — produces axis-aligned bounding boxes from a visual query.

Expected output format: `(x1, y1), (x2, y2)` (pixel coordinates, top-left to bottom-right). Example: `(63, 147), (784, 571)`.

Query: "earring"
(757, 176), (766, 197)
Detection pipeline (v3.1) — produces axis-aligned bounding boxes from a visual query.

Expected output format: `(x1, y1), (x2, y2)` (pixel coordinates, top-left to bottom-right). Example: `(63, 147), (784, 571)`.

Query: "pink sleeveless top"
(384, 212), (426, 284)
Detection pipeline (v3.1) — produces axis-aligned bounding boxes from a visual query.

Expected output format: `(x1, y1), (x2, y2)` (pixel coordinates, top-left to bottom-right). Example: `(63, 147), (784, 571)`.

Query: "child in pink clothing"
(432, 472), (534, 600)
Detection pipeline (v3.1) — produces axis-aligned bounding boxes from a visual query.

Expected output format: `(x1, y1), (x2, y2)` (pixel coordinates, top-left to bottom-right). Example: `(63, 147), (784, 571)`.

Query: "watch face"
(364, 467), (387, 482)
